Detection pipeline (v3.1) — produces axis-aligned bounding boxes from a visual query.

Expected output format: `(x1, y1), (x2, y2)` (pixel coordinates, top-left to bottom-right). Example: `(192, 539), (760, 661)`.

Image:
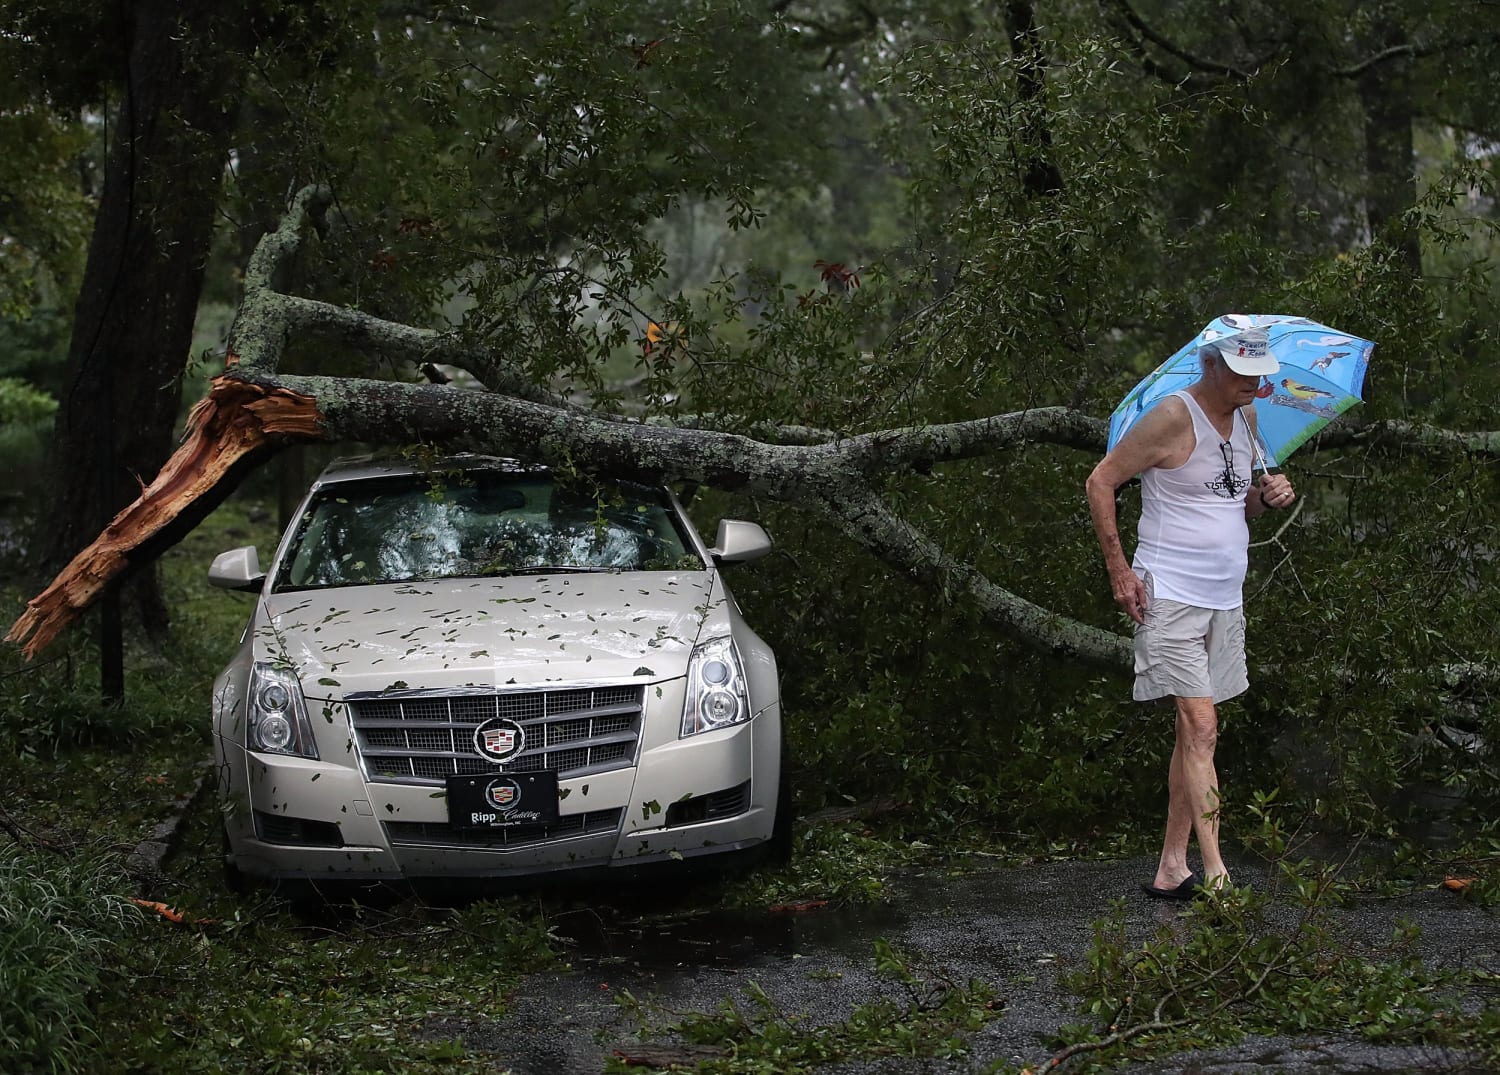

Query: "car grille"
(348, 685), (644, 786)
(384, 808), (624, 849)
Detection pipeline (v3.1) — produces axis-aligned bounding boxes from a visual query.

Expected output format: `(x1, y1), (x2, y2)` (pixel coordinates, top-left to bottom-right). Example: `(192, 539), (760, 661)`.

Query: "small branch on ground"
(0, 803), (66, 854)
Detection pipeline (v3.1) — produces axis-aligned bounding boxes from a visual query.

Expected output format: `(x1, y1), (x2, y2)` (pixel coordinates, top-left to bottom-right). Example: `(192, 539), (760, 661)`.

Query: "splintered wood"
(5, 375), (320, 658)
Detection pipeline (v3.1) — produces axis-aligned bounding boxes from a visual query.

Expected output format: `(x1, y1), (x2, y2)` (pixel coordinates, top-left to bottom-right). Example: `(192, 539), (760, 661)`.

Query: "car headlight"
(681, 636), (750, 737)
(247, 663), (319, 759)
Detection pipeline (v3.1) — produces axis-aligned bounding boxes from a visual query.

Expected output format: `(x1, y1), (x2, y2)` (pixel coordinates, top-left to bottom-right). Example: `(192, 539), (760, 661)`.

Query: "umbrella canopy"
(1107, 314), (1374, 467)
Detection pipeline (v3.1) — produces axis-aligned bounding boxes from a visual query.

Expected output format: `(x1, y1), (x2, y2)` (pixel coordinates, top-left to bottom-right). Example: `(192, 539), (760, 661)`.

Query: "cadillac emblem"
(473, 717), (525, 763)
(485, 777), (522, 812)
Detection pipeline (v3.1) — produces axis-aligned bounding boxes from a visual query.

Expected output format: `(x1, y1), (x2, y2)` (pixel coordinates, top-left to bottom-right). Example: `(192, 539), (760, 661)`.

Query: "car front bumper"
(217, 682), (781, 881)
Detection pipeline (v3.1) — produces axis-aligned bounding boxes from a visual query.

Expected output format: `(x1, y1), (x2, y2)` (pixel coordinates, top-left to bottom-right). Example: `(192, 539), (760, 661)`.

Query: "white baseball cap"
(1210, 327), (1279, 376)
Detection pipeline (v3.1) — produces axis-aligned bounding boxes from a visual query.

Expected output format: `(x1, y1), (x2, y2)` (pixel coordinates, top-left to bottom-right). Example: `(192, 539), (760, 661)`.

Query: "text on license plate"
(445, 771), (560, 828)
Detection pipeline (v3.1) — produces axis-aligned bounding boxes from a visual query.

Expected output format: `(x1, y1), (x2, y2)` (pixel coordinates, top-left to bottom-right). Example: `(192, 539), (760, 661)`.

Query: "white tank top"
(1132, 391), (1252, 610)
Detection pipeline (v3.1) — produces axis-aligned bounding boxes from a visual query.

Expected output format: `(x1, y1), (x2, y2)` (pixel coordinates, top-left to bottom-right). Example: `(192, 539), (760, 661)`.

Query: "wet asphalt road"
(424, 855), (1499, 1074)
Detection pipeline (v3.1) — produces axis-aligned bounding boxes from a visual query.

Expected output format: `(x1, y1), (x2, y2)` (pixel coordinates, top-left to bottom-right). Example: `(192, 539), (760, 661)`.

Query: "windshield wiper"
(499, 565), (616, 576)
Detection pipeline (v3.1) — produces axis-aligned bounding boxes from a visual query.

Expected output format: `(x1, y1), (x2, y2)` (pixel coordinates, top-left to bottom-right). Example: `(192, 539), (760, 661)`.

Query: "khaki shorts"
(1133, 587), (1248, 704)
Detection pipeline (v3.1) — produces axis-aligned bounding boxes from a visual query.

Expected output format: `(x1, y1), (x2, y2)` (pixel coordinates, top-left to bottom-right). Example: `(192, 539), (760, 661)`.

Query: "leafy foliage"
(6, 2), (1500, 1071)
(1, 0), (1497, 851)
(0, 67), (93, 320)
(94, 892), (560, 1074)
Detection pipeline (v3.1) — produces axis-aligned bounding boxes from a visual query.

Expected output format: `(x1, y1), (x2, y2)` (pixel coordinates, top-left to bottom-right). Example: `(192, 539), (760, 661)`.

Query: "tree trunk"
(1003, 0), (1063, 199)
(1356, 26), (1421, 276)
(44, 0), (243, 691)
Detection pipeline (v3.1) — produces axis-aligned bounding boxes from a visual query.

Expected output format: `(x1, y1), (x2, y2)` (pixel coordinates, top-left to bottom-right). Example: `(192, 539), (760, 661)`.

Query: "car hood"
(255, 572), (723, 698)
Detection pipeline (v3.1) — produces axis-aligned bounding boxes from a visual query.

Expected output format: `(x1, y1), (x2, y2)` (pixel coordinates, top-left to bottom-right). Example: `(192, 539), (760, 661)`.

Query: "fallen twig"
(611, 1043), (726, 1067)
(0, 802), (66, 853)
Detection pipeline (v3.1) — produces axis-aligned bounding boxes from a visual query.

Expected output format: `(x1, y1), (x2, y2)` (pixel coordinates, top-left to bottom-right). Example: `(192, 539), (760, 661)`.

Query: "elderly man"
(1086, 327), (1297, 898)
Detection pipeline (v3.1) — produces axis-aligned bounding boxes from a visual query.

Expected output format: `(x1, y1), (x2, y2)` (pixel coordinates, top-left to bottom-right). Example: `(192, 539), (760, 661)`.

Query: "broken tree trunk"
(6, 379), (319, 658)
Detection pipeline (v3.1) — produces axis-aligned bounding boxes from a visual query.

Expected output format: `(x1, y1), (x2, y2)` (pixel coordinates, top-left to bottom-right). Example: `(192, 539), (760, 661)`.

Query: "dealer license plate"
(446, 771), (559, 829)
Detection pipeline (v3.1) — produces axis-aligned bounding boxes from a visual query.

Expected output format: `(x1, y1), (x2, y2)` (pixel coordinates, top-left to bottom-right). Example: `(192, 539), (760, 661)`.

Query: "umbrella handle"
(1240, 405), (1274, 475)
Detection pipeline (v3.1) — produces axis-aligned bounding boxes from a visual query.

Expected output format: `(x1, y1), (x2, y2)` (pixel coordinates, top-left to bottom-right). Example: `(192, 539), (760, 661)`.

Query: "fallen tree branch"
(1319, 414), (1500, 455)
(4, 366), (1132, 670)
(816, 485), (1130, 668)
(1046, 921), (1305, 1071)
(8, 184), (1499, 671)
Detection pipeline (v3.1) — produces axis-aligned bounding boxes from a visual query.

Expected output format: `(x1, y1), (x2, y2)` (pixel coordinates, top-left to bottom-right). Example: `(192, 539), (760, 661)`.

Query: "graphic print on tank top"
(1204, 438), (1249, 499)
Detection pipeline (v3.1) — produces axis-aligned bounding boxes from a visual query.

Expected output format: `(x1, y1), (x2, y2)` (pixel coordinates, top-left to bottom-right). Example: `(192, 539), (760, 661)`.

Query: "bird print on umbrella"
(1297, 335), (1354, 375)
(1280, 378), (1338, 402)
(1108, 314), (1374, 465)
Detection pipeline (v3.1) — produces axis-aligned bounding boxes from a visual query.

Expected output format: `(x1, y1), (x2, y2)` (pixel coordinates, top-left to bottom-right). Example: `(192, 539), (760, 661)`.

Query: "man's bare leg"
(1151, 696), (1228, 890)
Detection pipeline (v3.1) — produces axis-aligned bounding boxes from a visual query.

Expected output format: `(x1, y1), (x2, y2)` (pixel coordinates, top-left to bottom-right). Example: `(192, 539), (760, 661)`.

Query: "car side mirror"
(707, 519), (772, 565)
(209, 546), (266, 593)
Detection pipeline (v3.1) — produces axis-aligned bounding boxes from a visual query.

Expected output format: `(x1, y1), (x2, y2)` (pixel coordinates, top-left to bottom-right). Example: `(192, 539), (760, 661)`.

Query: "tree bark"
(9, 378), (319, 659)
(44, 0), (244, 691)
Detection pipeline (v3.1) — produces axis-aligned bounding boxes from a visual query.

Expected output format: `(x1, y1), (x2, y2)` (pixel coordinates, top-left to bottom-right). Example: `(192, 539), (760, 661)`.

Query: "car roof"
(309, 453), (546, 491)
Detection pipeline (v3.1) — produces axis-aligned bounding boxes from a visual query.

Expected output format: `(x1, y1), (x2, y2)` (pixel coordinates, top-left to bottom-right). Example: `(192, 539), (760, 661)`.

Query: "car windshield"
(274, 471), (701, 590)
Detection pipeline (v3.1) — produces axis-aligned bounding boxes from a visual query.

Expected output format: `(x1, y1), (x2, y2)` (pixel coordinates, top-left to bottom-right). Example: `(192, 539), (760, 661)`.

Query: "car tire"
(768, 773), (792, 863)
(766, 736), (794, 866)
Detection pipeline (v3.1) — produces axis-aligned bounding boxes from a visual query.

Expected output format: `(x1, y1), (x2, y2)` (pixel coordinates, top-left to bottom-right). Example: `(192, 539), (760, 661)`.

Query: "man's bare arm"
(1085, 399), (1187, 624)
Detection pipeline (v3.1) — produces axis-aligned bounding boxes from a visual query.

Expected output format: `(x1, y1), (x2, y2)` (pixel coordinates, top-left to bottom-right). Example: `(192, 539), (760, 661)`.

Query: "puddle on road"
(446, 897), (917, 1075)
(408, 889), (914, 1075)
(546, 898), (908, 972)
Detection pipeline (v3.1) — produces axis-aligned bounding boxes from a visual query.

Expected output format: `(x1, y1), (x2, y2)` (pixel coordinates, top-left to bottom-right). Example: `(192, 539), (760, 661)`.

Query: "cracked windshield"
(277, 473), (698, 589)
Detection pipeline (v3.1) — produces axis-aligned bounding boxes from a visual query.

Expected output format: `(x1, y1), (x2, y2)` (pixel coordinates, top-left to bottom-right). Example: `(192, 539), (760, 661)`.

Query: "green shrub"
(0, 845), (139, 1074)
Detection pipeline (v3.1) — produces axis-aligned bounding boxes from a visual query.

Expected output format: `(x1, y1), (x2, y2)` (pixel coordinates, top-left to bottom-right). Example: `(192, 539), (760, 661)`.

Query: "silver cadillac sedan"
(208, 455), (786, 884)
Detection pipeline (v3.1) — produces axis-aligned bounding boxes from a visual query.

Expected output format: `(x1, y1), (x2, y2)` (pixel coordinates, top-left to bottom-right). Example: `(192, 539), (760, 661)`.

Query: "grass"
(0, 844), (140, 1072)
(0, 495), (579, 1072)
(94, 889), (563, 1074)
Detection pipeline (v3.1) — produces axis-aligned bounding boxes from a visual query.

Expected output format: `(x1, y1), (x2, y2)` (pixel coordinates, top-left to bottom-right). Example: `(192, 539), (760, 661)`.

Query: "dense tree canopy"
(5, 0), (1500, 830)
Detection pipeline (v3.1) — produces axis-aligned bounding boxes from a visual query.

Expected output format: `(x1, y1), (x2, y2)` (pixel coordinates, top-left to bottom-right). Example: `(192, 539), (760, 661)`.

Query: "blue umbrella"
(1107, 314), (1374, 468)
